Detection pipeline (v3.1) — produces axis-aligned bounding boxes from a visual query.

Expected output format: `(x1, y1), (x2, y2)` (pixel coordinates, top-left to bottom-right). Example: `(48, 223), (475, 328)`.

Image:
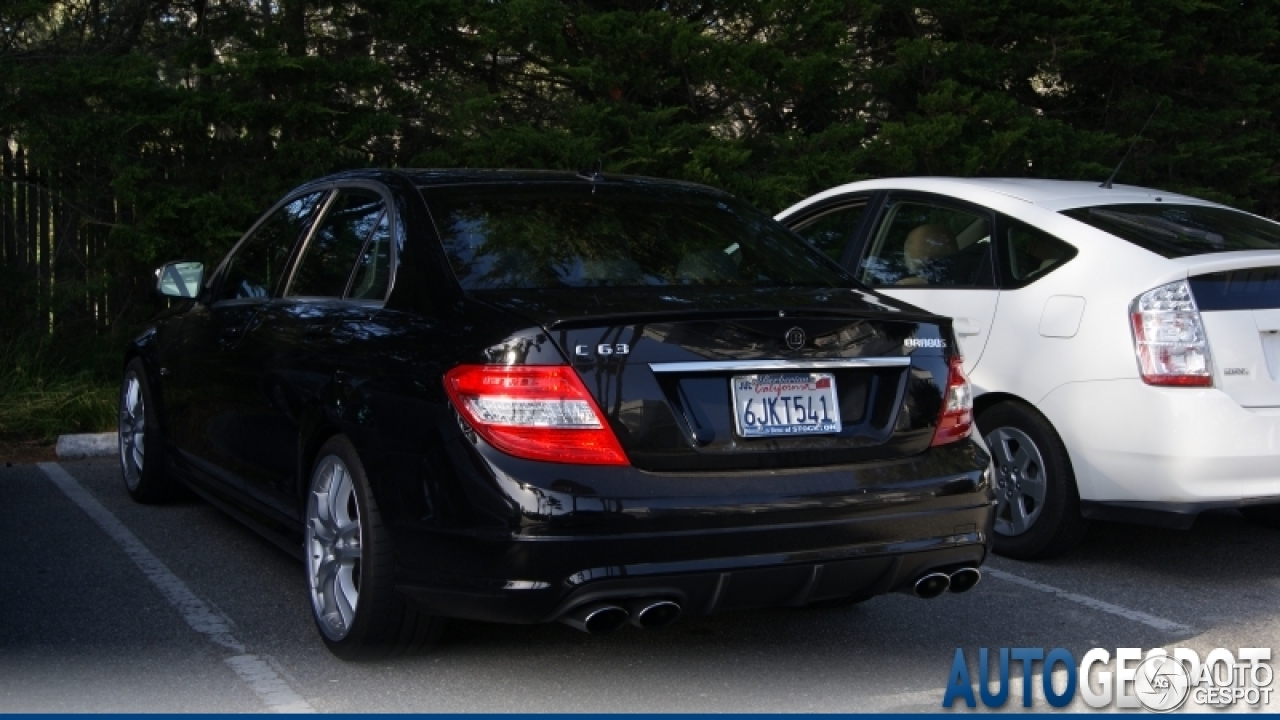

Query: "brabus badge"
(785, 327), (806, 350)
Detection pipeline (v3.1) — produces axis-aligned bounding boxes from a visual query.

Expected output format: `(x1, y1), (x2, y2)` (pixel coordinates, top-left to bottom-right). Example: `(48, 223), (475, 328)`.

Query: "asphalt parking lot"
(3, 458), (1277, 713)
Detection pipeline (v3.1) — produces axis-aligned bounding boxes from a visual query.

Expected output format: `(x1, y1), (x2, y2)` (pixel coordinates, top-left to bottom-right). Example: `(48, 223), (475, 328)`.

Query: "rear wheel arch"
(298, 418), (342, 503)
(975, 393), (1090, 560)
(304, 433), (443, 658)
(974, 393), (1076, 484)
(972, 391), (1025, 424)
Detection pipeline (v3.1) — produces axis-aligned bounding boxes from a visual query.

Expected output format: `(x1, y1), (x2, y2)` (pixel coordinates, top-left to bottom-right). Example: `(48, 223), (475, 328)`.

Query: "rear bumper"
(1081, 497), (1280, 530)
(391, 439), (994, 624)
(1039, 379), (1280, 504)
(398, 529), (988, 624)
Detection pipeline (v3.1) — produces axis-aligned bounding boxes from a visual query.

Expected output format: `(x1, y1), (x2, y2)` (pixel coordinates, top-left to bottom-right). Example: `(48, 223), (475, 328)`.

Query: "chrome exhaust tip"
(948, 567), (981, 594)
(913, 572), (951, 599)
(628, 599), (682, 630)
(559, 603), (629, 634)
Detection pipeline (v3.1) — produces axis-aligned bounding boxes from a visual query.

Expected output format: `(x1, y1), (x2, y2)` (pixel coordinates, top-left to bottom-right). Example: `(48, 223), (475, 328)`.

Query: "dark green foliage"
(2, 0), (1280, 436)
(0, 331), (120, 441)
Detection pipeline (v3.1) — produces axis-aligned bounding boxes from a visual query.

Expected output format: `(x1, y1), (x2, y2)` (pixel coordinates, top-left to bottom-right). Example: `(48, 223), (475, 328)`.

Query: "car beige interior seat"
(1025, 235), (1066, 276)
(898, 224), (959, 285)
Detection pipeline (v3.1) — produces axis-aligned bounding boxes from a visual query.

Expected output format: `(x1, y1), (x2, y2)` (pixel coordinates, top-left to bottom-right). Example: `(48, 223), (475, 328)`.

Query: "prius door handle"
(954, 318), (982, 336)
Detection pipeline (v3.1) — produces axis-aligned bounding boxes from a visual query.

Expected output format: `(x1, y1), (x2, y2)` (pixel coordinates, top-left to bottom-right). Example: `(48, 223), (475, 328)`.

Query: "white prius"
(778, 178), (1280, 559)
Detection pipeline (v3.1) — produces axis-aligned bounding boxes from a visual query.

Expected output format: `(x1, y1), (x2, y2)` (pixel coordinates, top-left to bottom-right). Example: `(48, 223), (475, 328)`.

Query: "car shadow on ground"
(1028, 508), (1278, 581)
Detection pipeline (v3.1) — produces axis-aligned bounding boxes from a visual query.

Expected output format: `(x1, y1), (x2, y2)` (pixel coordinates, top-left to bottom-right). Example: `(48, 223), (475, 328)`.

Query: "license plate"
(730, 373), (842, 437)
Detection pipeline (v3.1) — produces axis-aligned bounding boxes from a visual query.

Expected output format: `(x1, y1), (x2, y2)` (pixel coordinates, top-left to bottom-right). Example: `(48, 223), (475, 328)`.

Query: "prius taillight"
(931, 355), (974, 447)
(443, 365), (629, 466)
(1130, 279), (1213, 387)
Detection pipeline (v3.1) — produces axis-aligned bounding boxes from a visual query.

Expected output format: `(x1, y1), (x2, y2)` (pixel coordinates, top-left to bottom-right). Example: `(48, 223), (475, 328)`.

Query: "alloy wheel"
(306, 456), (363, 641)
(985, 426), (1047, 536)
(119, 372), (146, 490)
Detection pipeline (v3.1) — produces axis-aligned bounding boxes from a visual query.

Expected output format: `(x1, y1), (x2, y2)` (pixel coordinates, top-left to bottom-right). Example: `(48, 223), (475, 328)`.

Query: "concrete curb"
(56, 432), (118, 459)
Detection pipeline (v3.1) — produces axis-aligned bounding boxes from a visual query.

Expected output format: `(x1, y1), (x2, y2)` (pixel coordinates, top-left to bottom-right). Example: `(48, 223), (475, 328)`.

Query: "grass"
(0, 332), (122, 442)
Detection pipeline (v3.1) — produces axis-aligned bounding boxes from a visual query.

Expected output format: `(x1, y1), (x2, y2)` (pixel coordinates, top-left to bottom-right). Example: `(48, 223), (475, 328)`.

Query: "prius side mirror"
(155, 261), (204, 299)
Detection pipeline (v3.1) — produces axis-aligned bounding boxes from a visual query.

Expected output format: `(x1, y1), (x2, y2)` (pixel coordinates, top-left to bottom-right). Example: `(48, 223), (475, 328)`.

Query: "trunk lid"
(476, 287), (957, 471)
(1181, 254), (1280, 407)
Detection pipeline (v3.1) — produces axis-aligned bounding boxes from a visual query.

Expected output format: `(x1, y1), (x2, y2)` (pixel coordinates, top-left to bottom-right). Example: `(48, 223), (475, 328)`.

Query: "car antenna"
(577, 157), (604, 182)
(1100, 99), (1164, 189)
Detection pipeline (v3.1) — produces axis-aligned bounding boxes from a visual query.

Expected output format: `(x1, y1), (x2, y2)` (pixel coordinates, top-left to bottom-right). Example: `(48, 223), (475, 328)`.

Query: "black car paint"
(128, 170), (994, 625)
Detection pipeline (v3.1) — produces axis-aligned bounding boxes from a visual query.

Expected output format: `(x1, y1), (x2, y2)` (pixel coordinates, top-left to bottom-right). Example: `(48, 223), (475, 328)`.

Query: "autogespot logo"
(942, 647), (1274, 711)
(1134, 654), (1190, 712)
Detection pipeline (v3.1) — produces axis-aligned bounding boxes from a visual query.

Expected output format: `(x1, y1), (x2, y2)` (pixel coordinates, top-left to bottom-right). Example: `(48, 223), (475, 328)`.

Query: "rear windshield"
(1061, 204), (1280, 258)
(424, 184), (855, 290)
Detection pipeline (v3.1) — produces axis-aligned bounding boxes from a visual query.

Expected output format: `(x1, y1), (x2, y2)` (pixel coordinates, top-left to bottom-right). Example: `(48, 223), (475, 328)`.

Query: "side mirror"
(155, 261), (204, 299)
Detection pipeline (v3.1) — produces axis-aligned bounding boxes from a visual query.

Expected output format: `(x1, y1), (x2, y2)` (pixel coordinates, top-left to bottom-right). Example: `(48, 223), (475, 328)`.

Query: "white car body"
(778, 178), (1280, 529)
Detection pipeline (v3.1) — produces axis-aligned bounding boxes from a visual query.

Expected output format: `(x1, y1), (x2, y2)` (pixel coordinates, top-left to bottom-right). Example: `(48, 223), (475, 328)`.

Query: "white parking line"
(985, 566), (1193, 634)
(37, 462), (315, 713)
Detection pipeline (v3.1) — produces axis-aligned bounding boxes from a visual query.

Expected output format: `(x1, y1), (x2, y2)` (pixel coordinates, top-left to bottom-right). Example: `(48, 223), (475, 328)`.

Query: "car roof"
(798, 177), (1222, 213)
(311, 168), (726, 195)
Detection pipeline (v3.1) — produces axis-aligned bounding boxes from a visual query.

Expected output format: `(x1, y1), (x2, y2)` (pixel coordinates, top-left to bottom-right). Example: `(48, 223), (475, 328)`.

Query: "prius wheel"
(119, 358), (170, 503)
(979, 402), (1089, 561)
(305, 436), (442, 660)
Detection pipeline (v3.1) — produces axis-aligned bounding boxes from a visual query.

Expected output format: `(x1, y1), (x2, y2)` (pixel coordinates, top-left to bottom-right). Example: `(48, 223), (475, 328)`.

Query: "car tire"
(119, 358), (172, 504)
(305, 435), (444, 660)
(1239, 504), (1280, 528)
(978, 402), (1090, 561)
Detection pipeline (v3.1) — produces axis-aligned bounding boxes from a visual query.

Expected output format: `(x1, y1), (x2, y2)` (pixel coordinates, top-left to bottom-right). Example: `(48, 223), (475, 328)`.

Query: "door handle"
(954, 318), (981, 336)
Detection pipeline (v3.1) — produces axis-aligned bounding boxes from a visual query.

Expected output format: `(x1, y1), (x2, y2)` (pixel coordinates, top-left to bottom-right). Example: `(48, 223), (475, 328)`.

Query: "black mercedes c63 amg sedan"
(120, 169), (994, 658)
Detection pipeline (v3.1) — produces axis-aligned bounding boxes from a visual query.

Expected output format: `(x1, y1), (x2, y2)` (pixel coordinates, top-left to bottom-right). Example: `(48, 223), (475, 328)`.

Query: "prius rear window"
(424, 184), (854, 290)
(1061, 204), (1280, 258)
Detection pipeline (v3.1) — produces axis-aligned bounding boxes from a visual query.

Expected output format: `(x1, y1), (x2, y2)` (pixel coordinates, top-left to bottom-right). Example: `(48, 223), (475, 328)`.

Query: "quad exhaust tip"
(559, 599), (683, 633)
(628, 599), (682, 630)
(948, 567), (982, 594)
(913, 572), (951, 599)
(559, 603), (629, 635)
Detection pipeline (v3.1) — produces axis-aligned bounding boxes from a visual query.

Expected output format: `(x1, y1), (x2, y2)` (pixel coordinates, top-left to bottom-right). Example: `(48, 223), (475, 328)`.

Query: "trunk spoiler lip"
(538, 307), (948, 331)
(462, 288), (948, 331)
(1169, 249), (1280, 276)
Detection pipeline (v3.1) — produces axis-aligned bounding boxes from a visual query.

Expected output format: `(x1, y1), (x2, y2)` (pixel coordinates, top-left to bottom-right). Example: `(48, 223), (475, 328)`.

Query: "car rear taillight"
(1130, 280), (1213, 387)
(443, 365), (629, 466)
(931, 355), (973, 447)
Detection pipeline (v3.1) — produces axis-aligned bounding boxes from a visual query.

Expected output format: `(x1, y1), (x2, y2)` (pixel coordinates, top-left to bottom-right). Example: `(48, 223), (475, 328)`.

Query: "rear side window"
(289, 189), (387, 298)
(1061, 204), (1280, 258)
(999, 221), (1077, 287)
(860, 199), (994, 288)
(789, 202), (868, 262)
(347, 212), (392, 300)
(217, 192), (325, 302)
(427, 185), (854, 290)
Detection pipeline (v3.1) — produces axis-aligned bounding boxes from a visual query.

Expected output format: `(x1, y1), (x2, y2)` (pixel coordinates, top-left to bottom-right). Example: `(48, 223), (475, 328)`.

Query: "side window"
(347, 211), (392, 300)
(1001, 220), (1077, 286)
(789, 201), (867, 262)
(860, 199), (994, 288)
(288, 189), (387, 298)
(217, 192), (325, 302)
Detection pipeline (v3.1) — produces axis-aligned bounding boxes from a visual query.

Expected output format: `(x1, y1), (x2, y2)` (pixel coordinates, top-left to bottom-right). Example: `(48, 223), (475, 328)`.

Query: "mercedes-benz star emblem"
(784, 327), (806, 350)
